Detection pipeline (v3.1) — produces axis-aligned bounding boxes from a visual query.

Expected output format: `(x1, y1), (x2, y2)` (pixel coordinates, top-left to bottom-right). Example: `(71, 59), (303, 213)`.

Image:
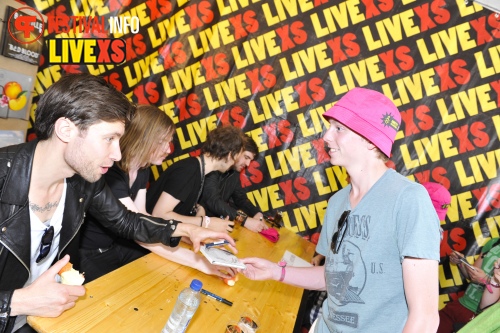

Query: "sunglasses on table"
(36, 225), (54, 263)
(330, 210), (351, 254)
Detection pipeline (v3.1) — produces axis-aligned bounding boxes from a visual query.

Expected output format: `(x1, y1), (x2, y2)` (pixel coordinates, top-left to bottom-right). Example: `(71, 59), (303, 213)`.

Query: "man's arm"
(90, 181), (234, 251)
(9, 255), (85, 319)
(401, 258), (439, 333)
(228, 173), (261, 218)
(200, 173), (266, 232)
(200, 172), (238, 220)
(152, 192), (234, 233)
(137, 242), (235, 278)
(152, 191), (205, 226)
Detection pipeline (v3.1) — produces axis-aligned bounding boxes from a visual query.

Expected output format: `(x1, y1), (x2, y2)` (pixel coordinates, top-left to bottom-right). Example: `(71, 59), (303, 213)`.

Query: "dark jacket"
(0, 141), (180, 332)
(200, 170), (260, 220)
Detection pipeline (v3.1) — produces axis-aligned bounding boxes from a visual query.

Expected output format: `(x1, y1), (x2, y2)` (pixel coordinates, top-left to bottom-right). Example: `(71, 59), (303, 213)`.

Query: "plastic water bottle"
(161, 279), (203, 333)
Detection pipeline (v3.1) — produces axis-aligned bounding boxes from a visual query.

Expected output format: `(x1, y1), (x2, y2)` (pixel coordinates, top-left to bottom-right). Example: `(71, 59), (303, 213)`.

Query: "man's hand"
(206, 217), (235, 233)
(253, 212), (264, 220)
(244, 217), (269, 233)
(178, 223), (237, 253)
(198, 262), (237, 279)
(10, 255), (85, 317)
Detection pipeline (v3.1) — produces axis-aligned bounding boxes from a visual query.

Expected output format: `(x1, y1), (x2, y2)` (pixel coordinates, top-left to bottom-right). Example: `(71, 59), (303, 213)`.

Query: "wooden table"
(28, 224), (316, 332)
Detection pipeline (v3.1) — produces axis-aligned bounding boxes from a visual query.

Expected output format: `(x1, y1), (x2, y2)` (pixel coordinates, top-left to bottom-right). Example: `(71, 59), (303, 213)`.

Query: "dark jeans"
(79, 240), (149, 283)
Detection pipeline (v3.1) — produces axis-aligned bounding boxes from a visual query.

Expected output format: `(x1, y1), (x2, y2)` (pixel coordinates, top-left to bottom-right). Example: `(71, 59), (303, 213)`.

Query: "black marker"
(200, 289), (233, 306)
(205, 240), (230, 249)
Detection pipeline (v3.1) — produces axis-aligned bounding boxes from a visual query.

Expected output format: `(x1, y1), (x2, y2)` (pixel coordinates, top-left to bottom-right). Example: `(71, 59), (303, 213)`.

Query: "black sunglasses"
(36, 226), (54, 263)
(331, 210), (351, 254)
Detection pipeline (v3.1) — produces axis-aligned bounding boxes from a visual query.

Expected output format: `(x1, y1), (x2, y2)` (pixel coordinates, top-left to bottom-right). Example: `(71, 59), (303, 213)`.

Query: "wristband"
(204, 216), (211, 228)
(278, 260), (287, 282)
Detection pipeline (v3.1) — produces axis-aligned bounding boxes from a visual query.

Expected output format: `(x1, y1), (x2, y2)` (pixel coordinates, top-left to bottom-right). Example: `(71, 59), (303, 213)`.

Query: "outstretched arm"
(138, 242), (235, 278)
(118, 195), (233, 277)
(240, 257), (326, 290)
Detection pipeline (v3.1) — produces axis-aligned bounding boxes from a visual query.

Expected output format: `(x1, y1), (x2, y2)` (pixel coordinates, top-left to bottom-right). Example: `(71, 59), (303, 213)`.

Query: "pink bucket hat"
(322, 88), (401, 157)
(422, 182), (451, 221)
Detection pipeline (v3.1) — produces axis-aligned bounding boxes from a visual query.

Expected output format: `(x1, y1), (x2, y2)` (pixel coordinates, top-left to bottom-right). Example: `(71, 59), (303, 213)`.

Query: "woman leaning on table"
(79, 105), (235, 282)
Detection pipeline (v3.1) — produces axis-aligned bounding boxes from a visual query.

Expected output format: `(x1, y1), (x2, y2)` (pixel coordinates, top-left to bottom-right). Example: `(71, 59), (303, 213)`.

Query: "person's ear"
(54, 117), (76, 143)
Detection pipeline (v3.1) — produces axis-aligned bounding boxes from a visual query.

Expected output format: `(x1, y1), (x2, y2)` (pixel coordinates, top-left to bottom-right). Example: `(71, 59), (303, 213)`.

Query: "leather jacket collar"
(0, 140), (37, 206)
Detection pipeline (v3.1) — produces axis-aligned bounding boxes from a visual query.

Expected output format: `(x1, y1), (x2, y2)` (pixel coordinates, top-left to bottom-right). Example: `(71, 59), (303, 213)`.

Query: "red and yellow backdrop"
(24, 0), (500, 309)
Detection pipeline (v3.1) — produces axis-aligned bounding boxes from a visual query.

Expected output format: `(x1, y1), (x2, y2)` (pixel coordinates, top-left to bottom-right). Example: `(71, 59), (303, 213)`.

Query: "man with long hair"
(0, 74), (234, 333)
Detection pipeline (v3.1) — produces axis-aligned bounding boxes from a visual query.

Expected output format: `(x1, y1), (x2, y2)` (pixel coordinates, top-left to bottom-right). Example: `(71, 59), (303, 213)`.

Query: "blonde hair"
(117, 105), (175, 173)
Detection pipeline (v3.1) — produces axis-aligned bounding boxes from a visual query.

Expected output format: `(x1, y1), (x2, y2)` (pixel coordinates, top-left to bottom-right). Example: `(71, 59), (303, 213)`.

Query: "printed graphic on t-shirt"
(326, 242), (366, 306)
(326, 213), (370, 330)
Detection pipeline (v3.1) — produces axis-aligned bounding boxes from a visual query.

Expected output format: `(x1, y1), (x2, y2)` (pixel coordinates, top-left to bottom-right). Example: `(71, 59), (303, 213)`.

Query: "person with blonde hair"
(0, 74), (234, 333)
(80, 105), (235, 282)
(240, 88), (440, 333)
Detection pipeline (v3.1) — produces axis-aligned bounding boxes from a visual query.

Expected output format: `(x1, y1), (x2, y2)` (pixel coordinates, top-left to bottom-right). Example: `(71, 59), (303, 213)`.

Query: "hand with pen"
(201, 240), (238, 279)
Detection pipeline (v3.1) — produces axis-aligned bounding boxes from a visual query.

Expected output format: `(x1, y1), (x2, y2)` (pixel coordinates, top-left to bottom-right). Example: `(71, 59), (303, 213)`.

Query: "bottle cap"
(190, 279), (203, 291)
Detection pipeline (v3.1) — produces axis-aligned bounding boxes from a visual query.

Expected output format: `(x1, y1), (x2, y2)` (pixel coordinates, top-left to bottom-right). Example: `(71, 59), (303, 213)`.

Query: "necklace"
(191, 155), (205, 216)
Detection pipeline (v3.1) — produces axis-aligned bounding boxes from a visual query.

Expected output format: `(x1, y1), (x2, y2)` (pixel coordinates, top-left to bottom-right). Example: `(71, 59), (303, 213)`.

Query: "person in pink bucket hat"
(422, 182), (452, 222)
(239, 88), (441, 333)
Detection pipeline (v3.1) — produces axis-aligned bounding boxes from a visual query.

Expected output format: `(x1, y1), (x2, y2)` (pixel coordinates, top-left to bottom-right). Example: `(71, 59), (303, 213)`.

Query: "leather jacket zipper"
(58, 212), (86, 259)
(140, 216), (166, 226)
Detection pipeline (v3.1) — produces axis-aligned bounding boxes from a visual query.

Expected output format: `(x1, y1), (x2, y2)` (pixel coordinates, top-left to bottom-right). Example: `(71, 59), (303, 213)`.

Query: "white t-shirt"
(13, 181), (67, 331)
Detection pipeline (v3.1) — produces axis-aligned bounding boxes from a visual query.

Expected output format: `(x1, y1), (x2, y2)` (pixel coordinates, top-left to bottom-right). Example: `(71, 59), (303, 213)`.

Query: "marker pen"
(200, 289), (233, 306)
(205, 240), (230, 248)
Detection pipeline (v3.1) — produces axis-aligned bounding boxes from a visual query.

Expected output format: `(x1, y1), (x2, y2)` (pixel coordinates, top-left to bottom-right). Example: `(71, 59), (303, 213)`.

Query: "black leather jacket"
(0, 141), (180, 332)
(200, 170), (260, 220)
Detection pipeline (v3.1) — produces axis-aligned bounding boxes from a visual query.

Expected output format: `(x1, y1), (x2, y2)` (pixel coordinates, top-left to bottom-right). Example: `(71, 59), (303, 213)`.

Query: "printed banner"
(23, 0), (500, 308)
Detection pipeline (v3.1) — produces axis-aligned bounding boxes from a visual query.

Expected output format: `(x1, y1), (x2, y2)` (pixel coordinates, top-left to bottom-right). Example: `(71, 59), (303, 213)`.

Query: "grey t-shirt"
(315, 169), (440, 333)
